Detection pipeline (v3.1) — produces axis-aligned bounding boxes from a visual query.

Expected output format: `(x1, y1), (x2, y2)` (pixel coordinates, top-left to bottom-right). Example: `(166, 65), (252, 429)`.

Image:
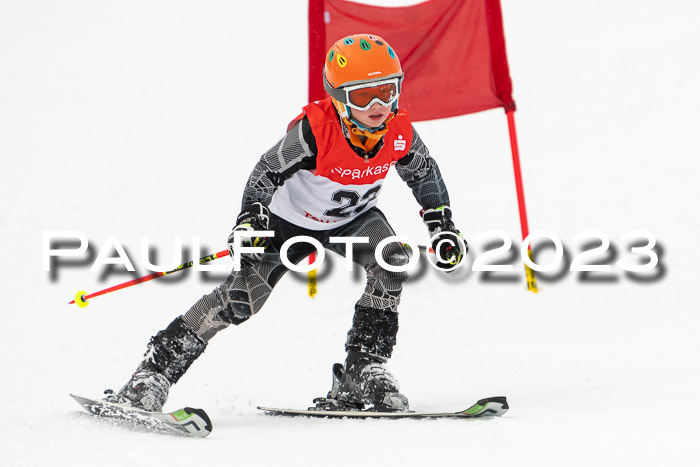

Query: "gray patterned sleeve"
(241, 117), (317, 210)
(394, 125), (451, 210)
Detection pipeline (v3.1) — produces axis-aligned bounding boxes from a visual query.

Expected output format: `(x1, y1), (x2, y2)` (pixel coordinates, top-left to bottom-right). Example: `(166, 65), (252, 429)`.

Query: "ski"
(258, 396), (508, 419)
(71, 394), (212, 438)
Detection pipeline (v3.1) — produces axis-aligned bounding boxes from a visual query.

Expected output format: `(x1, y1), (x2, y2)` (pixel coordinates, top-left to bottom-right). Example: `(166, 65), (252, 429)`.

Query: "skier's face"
(352, 102), (392, 129)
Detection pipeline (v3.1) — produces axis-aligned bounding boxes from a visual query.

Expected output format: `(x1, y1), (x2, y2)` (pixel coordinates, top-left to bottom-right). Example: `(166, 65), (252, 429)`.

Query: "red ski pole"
(69, 249), (230, 307)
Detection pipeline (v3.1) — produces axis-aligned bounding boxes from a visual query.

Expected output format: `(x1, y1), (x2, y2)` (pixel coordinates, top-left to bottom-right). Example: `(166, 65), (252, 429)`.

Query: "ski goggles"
(334, 77), (401, 111)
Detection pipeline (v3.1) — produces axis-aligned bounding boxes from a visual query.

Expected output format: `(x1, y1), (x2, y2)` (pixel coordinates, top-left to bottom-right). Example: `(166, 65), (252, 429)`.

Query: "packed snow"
(1, 0), (699, 466)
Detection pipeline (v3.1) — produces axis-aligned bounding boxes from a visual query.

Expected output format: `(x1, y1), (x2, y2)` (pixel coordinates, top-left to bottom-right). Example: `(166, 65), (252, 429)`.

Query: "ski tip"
(462, 396), (508, 417)
(476, 396), (509, 410)
(183, 407), (213, 434)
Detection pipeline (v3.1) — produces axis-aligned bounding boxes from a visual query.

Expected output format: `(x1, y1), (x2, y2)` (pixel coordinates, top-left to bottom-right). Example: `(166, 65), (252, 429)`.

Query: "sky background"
(1, 0), (699, 466)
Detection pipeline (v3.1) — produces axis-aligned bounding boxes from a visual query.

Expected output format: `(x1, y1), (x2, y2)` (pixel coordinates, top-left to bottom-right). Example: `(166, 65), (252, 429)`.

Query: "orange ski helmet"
(323, 34), (403, 108)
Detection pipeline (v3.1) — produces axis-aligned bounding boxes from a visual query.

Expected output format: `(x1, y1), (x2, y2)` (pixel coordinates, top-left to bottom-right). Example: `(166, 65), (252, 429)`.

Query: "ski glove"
(227, 202), (271, 266)
(421, 206), (468, 272)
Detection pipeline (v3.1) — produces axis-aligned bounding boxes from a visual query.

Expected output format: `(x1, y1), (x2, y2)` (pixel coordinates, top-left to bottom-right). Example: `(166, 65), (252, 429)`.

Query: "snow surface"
(2, 0), (699, 465)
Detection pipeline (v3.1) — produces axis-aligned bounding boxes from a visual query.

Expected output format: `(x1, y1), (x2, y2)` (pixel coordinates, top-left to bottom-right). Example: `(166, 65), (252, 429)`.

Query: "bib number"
(324, 186), (382, 218)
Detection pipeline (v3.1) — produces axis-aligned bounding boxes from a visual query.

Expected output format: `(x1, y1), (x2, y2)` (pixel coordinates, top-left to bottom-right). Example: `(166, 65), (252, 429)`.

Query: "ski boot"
(102, 317), (206, 412)
(313, 351), (409, 412)
(104, 364), (171, 412)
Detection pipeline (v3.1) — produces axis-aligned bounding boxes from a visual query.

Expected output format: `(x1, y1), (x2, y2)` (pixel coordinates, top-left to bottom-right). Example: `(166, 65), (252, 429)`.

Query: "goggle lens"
(347, 82), (398, 109)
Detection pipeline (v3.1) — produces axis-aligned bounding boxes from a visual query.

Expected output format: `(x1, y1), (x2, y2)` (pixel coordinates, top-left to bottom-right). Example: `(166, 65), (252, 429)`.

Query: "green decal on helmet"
(360, 39), (371, 50)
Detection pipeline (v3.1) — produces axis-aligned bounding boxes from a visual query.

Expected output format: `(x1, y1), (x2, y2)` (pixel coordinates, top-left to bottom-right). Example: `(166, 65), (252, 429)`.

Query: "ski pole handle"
(401, 243), (432, 253)
(69, 249), (230, 307)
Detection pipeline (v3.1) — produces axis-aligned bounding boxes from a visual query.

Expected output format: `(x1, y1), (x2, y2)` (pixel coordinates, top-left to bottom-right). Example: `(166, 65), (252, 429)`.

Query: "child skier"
(106, 34), (466, 413)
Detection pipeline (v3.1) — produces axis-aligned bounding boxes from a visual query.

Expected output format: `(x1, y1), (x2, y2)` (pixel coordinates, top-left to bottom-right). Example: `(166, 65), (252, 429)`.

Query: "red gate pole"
(506, 109), (538, 293)
(307, 0), (326, 297)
